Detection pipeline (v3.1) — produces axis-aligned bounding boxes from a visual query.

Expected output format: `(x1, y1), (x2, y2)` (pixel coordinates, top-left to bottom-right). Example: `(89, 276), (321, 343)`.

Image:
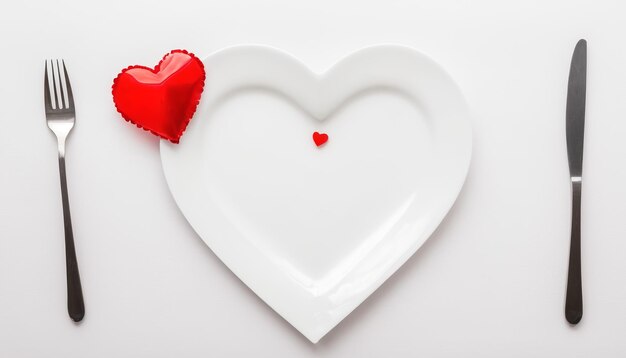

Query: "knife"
(565, 39), (587, 325)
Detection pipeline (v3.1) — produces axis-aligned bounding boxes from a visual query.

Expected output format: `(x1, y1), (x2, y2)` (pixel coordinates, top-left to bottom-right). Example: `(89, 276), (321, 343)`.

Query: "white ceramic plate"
(160, 45), (472, 343)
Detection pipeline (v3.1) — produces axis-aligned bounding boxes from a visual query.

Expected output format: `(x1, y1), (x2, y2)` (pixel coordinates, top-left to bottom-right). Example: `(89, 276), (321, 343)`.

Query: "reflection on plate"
(160, 45), (472, 343)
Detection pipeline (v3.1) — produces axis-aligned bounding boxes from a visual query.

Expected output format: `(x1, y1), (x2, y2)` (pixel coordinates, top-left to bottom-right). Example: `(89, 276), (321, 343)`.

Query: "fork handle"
(565, 178), (583, 324)
(57, 142), (85, 322)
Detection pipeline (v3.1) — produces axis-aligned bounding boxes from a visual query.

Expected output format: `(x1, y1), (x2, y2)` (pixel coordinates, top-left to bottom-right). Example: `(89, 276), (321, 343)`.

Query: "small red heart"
(112, 50), (205, 143)
(313, 132), (328, 147)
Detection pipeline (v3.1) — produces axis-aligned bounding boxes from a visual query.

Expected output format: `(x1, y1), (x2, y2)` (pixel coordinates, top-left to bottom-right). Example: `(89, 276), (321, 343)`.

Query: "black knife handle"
(565, 178), (583, 324)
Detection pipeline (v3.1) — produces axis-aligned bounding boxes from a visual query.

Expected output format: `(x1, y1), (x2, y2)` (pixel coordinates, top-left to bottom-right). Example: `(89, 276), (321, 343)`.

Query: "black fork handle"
(58, 144), (85, 322)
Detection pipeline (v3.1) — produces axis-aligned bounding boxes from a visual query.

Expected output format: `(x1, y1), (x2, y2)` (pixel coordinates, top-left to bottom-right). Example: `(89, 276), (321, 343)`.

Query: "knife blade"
(565, 39), (586, 325)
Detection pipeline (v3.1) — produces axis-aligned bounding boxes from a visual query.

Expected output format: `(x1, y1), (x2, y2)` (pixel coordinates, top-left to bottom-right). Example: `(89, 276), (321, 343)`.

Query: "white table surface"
(1, 0), (626, 356)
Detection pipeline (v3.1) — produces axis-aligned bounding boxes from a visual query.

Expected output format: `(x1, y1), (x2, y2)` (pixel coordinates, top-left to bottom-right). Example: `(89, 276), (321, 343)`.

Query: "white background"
(1, 0), (625, 356)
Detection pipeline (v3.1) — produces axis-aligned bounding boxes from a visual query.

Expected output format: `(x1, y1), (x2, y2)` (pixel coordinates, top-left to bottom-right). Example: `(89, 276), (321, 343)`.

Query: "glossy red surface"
(112, 50), (205, 143)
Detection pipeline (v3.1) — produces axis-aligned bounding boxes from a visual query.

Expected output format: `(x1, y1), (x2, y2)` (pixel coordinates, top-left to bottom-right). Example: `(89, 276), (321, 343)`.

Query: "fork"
(44, 60), (85, 322)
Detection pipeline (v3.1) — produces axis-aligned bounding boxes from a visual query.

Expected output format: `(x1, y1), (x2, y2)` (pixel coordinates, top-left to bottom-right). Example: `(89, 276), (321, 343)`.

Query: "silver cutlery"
(44, 60), (85, 322)
(565, 39), (587, 325)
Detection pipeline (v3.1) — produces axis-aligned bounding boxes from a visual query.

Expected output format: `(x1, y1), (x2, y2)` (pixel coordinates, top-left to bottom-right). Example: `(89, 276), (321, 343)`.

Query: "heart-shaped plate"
(160, 45), (472, 343)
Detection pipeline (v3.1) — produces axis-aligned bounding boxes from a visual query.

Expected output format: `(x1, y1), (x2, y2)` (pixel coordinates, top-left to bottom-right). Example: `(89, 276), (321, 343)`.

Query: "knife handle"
(565, 178), (583, 324)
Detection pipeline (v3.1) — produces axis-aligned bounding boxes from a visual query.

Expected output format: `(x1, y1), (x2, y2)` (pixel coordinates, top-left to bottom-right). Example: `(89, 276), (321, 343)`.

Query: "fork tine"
(62, 60), (74, 110)
(55, 60), (65, 109)
(51, 60), (60, 109)
(44, 60), (53, 111)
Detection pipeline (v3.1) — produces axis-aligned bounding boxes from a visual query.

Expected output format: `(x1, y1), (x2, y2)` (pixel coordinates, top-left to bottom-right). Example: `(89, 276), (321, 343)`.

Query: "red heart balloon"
(112, 50), (205, 143)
